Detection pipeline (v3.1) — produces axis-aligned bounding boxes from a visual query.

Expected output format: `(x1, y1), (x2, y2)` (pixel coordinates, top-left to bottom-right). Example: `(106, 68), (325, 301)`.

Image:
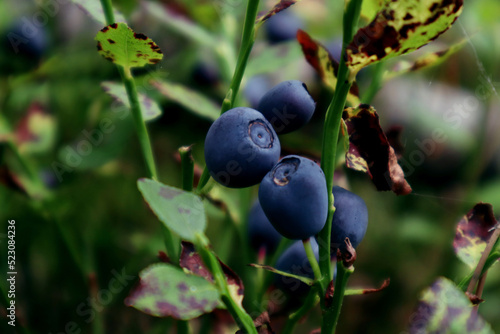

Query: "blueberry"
(330, 186), (368, 253)
(248, 200), (283, 253)
(265, 11), (304, 44)
(258, 80), (316, 134)
(243, 75), (272, 109)
(275, 239), (319, 295)
(204, 107), (281, 188)
(1, 19), (48, 74)
(258, 155), (328, 239)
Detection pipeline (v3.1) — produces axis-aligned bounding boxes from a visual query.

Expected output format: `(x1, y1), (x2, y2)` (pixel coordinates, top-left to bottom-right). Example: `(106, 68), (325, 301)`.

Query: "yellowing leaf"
(347, 0), (464, 75)
(95, 23), (163, 69)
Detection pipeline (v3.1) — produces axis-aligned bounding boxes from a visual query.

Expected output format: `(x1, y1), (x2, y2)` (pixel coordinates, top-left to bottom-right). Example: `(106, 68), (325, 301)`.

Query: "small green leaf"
(386, 39), (467, 80)
(246, 41), (303, 78)
(409, 277), (493, 334)
(69, 0), (126, 26)
(454, 203), (498, 269)
(151, 80), (220, 121)
(255, 0), (303, 25)
(137, 178), (206, 242)
(297, 30), (361, 106)
(347, 0), (464, 75)
(101, 81), (161, 121)
(15, 103), (56, 155)
(95, 23), (163, 69)
(143, 2), (216, 46)
(125, 263), (220, 320)
(248, 263), (314, 285)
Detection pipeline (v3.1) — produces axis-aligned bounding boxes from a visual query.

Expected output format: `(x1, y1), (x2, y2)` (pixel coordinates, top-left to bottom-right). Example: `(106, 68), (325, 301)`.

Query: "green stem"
(177, 320), (190, 334)
(303, 238), (323, 287)
(321, 263), (354, 334)
(281, 287), (320, 334)
(196, 0), (261, 192)
(196, 234), (257, 334)
(179, 146), (194, 192)
(318, 0), (362, 291)
(100, 0), (115, 24)
(458, 250), (500, 290)
(120, 67), (158, 180)
(362, 61), (385, 104)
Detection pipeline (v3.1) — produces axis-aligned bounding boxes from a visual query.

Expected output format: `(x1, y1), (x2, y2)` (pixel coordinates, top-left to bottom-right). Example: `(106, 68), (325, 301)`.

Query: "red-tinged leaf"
(385, 125), (405, 159)
(180, 242), (245, 307)
(343, 105), (412, 195)
(453, 203), (498, 269)
(409, 278), (493, 334)
(345, 278), (391, 296)
(256, 0), (302, 25)
(297, 30), (360, 106)
(236, 312), (275, 334)
(15, 103), (56, 154)
(125, 263), (220, 320)
(347, 0), (464, 75)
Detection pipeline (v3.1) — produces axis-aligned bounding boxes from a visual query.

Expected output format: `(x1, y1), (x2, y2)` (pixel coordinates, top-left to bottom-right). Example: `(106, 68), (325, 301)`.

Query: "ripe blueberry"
(275, 239), (319, 295)
(258, 80), (316, 134)
(204, 107), (281, 188)
(265, 11), (304, 44)
(258, 155), (328, 239)
(248, 200), (283, 254)
(330, 186), (368, 253)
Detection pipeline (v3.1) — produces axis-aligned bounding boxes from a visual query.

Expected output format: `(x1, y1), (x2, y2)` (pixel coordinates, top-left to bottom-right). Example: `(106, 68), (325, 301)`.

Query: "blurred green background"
(1, 0), (499, 333)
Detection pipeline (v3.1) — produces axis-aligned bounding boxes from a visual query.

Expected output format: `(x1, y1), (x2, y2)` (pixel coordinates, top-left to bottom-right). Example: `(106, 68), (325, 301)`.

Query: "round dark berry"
(248, 200), (283, 253)
(204, 107), (281, 188)
(275, 239), (318, 295)
(259, 155), (328, 239)
(258, 80), (316, 134)
(265, 11), (304, 44)
(330, 186), (368, 253)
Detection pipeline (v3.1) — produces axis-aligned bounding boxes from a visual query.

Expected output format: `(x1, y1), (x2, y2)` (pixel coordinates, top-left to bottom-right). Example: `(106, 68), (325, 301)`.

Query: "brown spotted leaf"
(137, 178), (205, 242)
(256, 0), (302, 25)
(347, 0), (464, 75)
(95, 23), (163, 69)
(180, 242), (245, 307)
(297, 30), (360, 106)
(454, 203), (498, 269)
(125, 263), (221, 320)
(409, 277), (493, 334)
(343, 105), (412, 195)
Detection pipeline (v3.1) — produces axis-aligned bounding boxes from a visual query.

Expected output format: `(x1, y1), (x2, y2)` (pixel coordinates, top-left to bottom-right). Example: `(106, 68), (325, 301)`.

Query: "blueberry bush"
(1, 0), (500, 333)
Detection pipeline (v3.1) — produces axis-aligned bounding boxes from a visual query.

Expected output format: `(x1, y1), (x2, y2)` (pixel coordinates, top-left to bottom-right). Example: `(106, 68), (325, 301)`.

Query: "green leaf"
(385, 39), (467, 79)
(95, 23), (163, 69)
(15, 103), (56, 155)
(137, 178), (206, 242)
(246, 41), (303, 78)
(143, 2), (216, 46)
(125, 263), (220, 320)
(409, 277), (493, 334)
(151, 80), (220, 121)
(347, 0), (464, 75)
(248, 264), (314, 285)
(360, 0), (385, 22)
(454, 203), (498, 269)
(101, 81), (161, 121)
(69, 0), (126, 26)
(297, 30), (361, 106)
(255, 0), (303, 26)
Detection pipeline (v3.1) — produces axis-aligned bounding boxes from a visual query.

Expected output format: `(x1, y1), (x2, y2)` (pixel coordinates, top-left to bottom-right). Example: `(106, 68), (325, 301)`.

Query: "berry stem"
(321, 262), (354, 334)
(196, 0), (261, 192)
(195, 233), (258, 334)
(317, 0), (362, 332)
(281, 287), (320, 334)
(179, 146), (195, 192)
(303, 238), (323, 287)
